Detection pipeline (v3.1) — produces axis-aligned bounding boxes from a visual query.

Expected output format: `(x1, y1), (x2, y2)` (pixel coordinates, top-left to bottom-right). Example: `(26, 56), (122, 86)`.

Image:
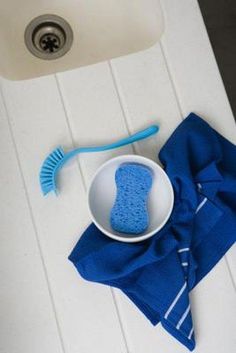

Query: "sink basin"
(0, 0), (164, 80)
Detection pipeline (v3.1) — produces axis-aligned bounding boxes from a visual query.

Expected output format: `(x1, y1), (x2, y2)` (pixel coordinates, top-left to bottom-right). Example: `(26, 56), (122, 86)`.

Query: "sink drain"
(24, 14), (73, 60)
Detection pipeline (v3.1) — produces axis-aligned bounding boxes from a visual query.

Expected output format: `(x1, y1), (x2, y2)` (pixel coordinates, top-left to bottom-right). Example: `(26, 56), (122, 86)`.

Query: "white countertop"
(0, 1), (235, 352)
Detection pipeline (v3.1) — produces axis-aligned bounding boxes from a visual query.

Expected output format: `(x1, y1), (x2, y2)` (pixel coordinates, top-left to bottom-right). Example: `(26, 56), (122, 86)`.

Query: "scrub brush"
(39, 125), (159, 196)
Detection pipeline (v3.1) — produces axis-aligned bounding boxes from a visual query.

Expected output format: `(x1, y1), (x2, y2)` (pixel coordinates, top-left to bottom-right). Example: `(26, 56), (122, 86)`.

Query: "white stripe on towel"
(178, 248), (190, 253)
(181, 262), (188, 267)
(195, 197), (207, 214)
(164, 282), (187, 319)
(176, 304), (191, 329)
(188, 327), (194, 340)
(197, 183), (202, 191)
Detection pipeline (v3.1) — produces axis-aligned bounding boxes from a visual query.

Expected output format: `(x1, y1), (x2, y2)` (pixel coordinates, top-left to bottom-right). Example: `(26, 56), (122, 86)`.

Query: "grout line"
(111, 288), (132, 353)
(55, 73), (131, 353)
(0, 81), (67, 353)
(224, 256), (236, 292)
(108, 60), (138, 155)
(159, 41), (184, 119)
(160, 38), (236, 295)
(108, 61), (132, 135)
(55, 74), (87, 191)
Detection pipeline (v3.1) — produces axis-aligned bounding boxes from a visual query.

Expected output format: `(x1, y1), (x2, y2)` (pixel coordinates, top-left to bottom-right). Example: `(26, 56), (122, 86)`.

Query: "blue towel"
(69, 113), (236, 350)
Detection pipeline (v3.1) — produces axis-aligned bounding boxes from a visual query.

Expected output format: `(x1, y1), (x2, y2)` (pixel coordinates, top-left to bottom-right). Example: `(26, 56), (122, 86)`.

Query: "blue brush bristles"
(39, 147), (65, 195)
(110, 163), (153, 234)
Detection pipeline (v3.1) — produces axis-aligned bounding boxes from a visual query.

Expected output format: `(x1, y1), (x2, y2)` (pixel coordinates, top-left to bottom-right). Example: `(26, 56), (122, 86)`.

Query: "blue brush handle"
(63, 125), (159, 162)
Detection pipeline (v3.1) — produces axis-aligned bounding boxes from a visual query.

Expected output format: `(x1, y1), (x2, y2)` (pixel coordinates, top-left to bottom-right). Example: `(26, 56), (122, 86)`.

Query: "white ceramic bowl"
(88, 155), (174, 242)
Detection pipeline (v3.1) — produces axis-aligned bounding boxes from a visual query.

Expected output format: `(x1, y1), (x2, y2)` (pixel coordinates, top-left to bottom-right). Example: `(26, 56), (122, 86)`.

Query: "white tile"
(57, 63), (133, 184)
(190, 258), (236, 352)
(0, 75), (126, 353)
(110, 44), (182, 161)
(0, 90), (64, 353)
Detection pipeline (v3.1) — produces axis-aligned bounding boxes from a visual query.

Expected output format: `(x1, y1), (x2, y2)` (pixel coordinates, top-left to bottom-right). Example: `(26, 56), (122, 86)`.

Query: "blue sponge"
(110, 163), (153, 235)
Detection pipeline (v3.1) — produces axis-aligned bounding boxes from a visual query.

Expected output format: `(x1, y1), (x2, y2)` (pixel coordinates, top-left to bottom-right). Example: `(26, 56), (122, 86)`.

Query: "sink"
(0, 0), (164, 80)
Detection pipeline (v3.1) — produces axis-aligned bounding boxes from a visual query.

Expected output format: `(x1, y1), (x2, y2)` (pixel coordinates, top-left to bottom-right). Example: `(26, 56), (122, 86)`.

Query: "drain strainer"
(24, 14), (73, 60)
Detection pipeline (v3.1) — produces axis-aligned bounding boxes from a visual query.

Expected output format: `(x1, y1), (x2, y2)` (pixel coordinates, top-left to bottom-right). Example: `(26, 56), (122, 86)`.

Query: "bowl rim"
(87, 154), (174, 243)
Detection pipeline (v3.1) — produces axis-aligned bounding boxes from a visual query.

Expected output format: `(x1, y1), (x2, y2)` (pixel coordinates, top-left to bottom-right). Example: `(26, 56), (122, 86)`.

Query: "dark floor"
(198, 0), (236, 119)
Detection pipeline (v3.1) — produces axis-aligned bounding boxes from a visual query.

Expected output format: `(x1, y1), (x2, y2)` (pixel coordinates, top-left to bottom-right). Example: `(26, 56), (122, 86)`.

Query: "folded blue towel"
(69, 113), (236, 350)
